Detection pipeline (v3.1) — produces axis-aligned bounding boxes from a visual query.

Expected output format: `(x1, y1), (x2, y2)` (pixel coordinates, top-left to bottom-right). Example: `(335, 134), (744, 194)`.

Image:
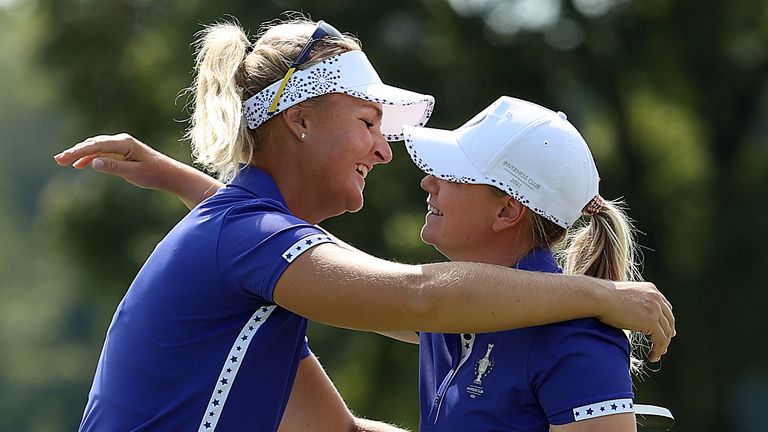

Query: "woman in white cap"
(54, 17), (673, 432)
(402, 96), (644, 431)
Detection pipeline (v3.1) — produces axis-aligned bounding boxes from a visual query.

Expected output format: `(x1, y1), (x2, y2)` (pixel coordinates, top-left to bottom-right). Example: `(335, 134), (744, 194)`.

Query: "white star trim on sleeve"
(282, 234), (335, 263)
(573, 398), (634, 421)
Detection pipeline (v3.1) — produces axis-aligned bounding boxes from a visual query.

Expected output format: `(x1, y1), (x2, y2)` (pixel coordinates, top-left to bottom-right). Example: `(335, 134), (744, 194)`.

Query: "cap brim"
(345, 83), (434, 142)
(402, 124), (485, 183)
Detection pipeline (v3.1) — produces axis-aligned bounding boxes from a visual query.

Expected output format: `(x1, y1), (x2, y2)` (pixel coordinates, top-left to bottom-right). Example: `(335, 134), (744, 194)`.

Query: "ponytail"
(184, 18), (362, 183)
(563, 199), (645, 373)
(187, 23), (254, 183)
(529, 198), (645, 372)
(562, 199), (641, 283)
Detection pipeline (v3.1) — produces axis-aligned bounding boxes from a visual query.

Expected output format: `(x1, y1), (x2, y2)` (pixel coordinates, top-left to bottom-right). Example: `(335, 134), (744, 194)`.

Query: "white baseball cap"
(402, 96), (600, 228)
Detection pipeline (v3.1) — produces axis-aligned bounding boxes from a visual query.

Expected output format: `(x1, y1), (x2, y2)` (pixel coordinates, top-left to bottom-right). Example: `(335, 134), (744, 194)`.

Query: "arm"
(549, 413), (636, 432)
(54, 136), (674, 361)
(315, 229), (421, 345)
(53, 133), (222, 209)
(274, 244), (674, 362)
(376, 331), (420, 344)
(278, 354), (409, 432)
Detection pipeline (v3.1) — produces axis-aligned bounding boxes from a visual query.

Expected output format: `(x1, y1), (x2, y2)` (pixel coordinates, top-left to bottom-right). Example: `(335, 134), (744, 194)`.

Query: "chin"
(346, 196), (364, 213)
(420, 227), (437, 247)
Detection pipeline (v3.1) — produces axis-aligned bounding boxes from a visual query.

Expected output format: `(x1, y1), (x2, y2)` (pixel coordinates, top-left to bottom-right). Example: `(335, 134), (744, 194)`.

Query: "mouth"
(355, 163), (369, 179)
(427, 203), (443, 216)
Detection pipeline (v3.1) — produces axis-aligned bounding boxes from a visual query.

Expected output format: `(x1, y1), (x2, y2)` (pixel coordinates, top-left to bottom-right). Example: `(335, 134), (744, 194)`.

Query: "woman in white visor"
(55, 17), (674, 432)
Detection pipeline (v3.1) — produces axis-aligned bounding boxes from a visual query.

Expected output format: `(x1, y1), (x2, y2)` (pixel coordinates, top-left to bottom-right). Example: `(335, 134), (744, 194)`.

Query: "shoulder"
(201, 186), (314, 239)
(198, 186), (334, 300)
(530, 320), (634, 425)
(527, 319), (631, 386)
(534, 318), (629, 352)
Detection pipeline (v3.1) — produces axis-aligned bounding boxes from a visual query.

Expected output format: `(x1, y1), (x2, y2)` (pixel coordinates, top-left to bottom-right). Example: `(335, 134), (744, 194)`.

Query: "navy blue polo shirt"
(419, 248), (634, 431)
(80, 166), (335, 432)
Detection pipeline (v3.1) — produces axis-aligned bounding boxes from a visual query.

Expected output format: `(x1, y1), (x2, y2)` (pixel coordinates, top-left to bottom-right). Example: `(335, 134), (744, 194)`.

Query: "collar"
(228, 165), (287, 206)
(513, 247), (562, 274)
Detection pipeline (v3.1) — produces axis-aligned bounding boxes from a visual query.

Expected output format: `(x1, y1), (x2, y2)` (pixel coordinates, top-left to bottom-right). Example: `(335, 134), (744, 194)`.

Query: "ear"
(281, 104), (309, 140)
(492, 197), (528, 232)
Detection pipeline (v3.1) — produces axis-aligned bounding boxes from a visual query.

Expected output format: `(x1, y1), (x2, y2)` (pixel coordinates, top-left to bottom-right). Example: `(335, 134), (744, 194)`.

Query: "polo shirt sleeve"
(529, 319), (635, 425)
(216, 201), (335, 302)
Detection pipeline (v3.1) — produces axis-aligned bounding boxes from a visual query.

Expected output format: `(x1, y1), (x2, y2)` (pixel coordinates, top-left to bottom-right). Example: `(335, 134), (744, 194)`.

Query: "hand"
(54, 133), (223, 209)
(53, 133), (175, 191)
(598, 281), (675, 363)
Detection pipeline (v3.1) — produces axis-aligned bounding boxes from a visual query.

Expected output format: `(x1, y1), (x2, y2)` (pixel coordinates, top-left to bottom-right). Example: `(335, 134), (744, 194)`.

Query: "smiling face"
(294, 93), (392, 221)
(419, 175), (515, 261)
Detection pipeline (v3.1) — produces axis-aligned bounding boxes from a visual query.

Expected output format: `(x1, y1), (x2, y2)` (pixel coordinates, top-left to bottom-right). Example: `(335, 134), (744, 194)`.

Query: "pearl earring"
(300, 132), (307, 140)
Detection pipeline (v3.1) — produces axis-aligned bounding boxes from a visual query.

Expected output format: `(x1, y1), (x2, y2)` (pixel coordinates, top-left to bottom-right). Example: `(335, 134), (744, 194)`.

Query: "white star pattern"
(197, 305), (277, 431)
(460, 333), (475, 360)
(572, 398), (634, 422)
(282, 235), (335, 263)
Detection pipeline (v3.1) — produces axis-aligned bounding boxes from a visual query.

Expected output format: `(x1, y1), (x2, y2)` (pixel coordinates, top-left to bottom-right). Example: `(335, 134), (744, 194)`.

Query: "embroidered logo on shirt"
(466, 343), (495, 398)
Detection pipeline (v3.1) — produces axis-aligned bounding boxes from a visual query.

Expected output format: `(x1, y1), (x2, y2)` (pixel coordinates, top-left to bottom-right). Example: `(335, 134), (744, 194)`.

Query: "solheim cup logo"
(467, 343), (495, 398)
(474, 343), (495, 385)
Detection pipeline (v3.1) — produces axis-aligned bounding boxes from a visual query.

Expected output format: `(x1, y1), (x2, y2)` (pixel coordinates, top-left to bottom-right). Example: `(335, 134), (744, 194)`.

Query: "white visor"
(242, 51), (434, 141)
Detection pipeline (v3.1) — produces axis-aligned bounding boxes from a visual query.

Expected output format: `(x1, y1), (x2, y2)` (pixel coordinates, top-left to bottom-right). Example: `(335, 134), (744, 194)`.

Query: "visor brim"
(402, 125), (485, 183)
(344, 83), (434, 142)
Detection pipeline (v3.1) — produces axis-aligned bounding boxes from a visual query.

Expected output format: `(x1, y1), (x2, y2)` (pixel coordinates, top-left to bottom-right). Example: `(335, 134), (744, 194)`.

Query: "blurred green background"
(2, 0), (767, 430)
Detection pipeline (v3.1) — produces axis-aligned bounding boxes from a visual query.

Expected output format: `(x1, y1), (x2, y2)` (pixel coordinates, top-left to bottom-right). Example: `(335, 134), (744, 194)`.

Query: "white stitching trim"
(282, 234), (335, 263)
(573, 398), (634, 422)
(197, 305), (277, 431)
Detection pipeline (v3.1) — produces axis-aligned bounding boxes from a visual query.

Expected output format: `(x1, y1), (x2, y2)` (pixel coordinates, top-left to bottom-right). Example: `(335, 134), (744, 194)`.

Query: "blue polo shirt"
(80, 165), (335, 432)
(419, 248), (634, 431)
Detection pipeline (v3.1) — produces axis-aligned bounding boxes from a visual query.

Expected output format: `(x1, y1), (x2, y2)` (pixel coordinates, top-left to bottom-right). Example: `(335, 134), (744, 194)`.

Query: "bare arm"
(275, 244), (674, 361)
(53, 133), (222, 209)
(278, 354), (409, 432)
(377, 331), (420, 344)
(549, 413), (637, 432)
(54, 135), (675, 361)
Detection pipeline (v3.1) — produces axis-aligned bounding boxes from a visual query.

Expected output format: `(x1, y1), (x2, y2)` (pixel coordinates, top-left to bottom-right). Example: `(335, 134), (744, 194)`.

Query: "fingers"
(647, 322), (669, 363)
(660, 296), (676, 337)
(53, 134), (137, 166)
(70, 152), (127, 169)
(90, 157), (141, 180)
(647, 303), (675, 362)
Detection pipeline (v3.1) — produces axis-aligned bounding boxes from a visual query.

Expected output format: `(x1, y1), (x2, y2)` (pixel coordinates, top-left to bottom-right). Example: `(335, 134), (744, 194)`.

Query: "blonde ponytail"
(562, 199), (645, 373)
(184, 18), (362, 183)
(187, 23), (253, 183)
(562, 199), (641, 283)
(528, 198), (645, 372)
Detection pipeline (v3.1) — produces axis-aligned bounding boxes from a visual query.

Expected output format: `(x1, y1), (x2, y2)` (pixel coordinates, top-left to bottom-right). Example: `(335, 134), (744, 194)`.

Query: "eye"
(361, 119), (374, 128)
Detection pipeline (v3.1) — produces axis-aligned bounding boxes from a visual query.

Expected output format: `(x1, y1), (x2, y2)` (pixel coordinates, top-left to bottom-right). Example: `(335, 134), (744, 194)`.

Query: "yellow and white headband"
(242, 51), (434, 141)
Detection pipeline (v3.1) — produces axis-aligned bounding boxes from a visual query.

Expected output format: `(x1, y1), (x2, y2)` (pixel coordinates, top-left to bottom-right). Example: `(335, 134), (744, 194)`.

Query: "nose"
(372, 133), (393, 165)
(420, 174), (438, 193)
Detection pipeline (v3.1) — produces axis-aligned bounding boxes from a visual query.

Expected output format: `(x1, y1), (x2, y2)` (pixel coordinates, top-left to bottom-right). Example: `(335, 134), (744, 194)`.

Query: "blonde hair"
(527, 197), (645, 372)
(185, 17), (361, 182)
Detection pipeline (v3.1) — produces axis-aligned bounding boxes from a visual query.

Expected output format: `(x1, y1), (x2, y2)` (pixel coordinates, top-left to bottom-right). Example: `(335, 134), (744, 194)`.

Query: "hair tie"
(583, 195), (605, 216)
